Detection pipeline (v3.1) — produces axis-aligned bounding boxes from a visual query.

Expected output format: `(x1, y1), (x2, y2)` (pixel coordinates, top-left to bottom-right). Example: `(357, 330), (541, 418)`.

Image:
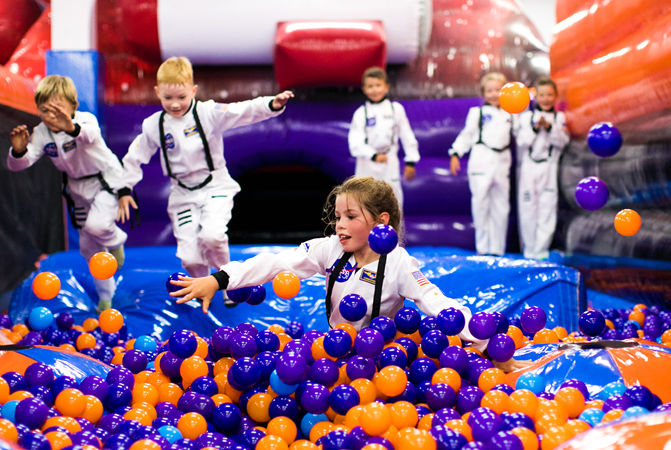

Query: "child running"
(169, 176), (526, 370)
(7, 75), (127, 312)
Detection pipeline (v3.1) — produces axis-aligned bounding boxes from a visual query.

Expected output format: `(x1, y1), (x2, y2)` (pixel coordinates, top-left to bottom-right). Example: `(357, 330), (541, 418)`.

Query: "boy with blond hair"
(449, 72), (515, 256)
(348, 66), (419, 209)
(8, 75), (127, 312)
(516, 77), (570, 260)
(118, 57), (293, 296)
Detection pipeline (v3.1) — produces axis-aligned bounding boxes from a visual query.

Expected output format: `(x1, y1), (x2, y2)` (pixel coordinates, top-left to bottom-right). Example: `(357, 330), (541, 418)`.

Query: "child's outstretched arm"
(170, 274), (219, 314)
(272, 91), (294, 110)
(9, 125), (30, 156)
(448, 107), (481, 175)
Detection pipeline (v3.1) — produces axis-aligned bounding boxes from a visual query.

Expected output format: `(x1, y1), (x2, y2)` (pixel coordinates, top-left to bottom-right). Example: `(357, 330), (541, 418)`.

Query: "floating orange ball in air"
(273, 271), (300, 299)
(89, 252), (117, 279)
(499, 82), (530, 114)
(614, 209), (641, 236)
(32, 272), (61, 300)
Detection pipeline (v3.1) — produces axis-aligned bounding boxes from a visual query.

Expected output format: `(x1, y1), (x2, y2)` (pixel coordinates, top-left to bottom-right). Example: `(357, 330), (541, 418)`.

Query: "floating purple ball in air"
(368, 224), (398, 255)
(339, 294), (367, 322)
(587, 122), (622, 157)
(575, 176), (609, 211)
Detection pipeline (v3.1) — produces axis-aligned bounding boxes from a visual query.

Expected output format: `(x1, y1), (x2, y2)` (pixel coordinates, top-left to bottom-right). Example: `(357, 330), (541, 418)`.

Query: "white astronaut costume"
(7, 111), (127, 301)
(449, 105), (514, 256)
(516, 106), (570, 260)
(348, 98), (420, 208)
(120, 97), (284, 278)
(221, 235), (486, 349)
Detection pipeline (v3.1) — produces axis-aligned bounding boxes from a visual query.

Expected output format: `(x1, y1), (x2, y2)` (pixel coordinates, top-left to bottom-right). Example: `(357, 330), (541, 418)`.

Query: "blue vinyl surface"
(10, 245), (586, 341)
(15, 346), (111, 382)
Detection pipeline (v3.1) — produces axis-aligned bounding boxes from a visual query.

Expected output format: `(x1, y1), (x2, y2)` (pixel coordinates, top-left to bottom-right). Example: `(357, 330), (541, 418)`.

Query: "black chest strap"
(475, 106), (512, 152)
(159, 100), (214, 191)
(325, 252), (387, 327)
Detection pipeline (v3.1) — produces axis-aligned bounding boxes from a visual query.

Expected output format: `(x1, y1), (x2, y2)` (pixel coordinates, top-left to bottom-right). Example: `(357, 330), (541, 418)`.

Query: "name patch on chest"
(63, 140), (77, 152)
(359, 269), (376, 285)
(43, 143), (58, 157)
(184, 126), (199, 138)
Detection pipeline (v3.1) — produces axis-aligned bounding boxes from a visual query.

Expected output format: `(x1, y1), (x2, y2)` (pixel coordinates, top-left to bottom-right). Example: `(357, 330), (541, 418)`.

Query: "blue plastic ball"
(1, 400), (19, 423)
(55, 313), (74, 331)
(158, 426), (182, 444)
(339, 294), (368, 322)
(212, 403), (242, 434)
(378, 347), (407, 369)
(579, 310), (606, 337)
(28, 307), (53, 331)
(515, 373), (545, 394)
(587, 122), (622, 157)
(421, 330), (448, 359)
(300, 413), (328, 439)
(285, 321), (304, 339)
(166, 272), (188, 293)
(578, 408), (604, 426)
(368, 224), (398, 255)
(269, 370), (298, 396)
(229, 357), (261, 390)
(134, 335), (158, 353)
(255, 330), (280, 353)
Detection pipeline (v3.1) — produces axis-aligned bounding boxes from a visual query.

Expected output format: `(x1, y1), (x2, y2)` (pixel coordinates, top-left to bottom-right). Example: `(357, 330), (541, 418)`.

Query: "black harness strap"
(62, 172), (117, 229)
(325, 252), (388, 326)
(159, 100), (214, 191)
(476, 106), (513, 152)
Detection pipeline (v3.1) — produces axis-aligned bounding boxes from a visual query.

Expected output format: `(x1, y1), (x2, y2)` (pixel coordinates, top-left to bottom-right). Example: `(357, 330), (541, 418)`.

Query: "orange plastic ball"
(256, 435), (289, 450)
(499, 82), (530, 114)
(335, 323), (357, 342)
(132, 383), (160, 406)
(445, 419), (472, 442)
(431, 368), (461, 393)
(614, 209), (641, 236)
(55, 388), (87, 417)
(177, 412), (208, 440)
(180, 356), (208, 389)
(628, 310), (645, 326)
(361, 445), (388, 450)
(267, 417), (298, 445)
(533, 329), (560, 344)
(351, 378), (377, 405)
(360, 402), (392, 436)
(76, 333), (97, 351)
(272, 271), (301, 299)
(277, 333), (292, 351)
(552, 327), (568, 340)
(507, 326), (525, 349)
(309, 421), (334, 443)
(82, 318), (99, 332)
(390, 401), (418, 429)
(554, 387), (585, 419)
(311, 336), (336, 361)
(509, 389), (538, 420)
(0, 419), (17, 443)
(585, 399), (604, 410)
(111, 352), (125, 366)
(7, 391), (32, 402)
(375, 366), (408, 397)
(125, 339), (136, 350)
(510, 426), (538, 450)
(194, 337), (209, 358)
(224, 382), (242, 403)
(540, 426), (574, 450)
(145, 372), (170, 389)
(12, 324), (29, 337)
(129, 440), (162, 450)
(247, 392), (273, 423)
(536, 400), (569, 423)
(45, 431), (72, 450)
(42, 416), (81, 434)
(564, 419), (591, 435)
(81, 395), (104, 424)
(213, 357), (235, 376)
(6, 332), (21, 344)
(289, 440), (318, 450)
(132, 402), (158, 420)
(0, 378), (9, 404)
(396, 428), (436, 450)
(267, 324), (285, 335)
(601, 408), (623, 422)
(32, 272), (61, 300)
(89, 252), (117, 280)
(99, 308), (124, 333)
(345, 405), (364, 429)
(211, 394), (232, 406)
(481, 390), (510, 415)
(478, 368), (507, 392)
(158, 383), (183, 406)
(124, 408), (153, 427)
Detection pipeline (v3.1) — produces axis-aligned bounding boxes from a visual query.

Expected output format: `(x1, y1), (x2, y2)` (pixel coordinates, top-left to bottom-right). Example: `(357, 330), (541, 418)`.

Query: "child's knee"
(198, 227), (228, 250)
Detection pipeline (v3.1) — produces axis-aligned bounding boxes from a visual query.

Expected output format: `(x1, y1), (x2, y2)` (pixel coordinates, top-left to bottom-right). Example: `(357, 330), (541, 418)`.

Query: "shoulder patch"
(412, 270), (430, 287)
(62, 140), (77, 152)
(214, 104), (228, 113)
(302, 242), (310, 252)
(359, 269), (376, 285)
(43, 142), (58, 157)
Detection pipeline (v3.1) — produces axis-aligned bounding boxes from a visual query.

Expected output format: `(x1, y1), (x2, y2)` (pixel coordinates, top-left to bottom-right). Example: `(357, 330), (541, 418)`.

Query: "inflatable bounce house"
(1, 1), (671, 449)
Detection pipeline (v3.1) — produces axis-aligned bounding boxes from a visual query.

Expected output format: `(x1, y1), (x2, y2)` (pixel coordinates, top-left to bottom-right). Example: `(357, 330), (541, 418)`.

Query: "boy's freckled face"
(155, 82), (198, 118)
(535, 85), (558, 111)
(38, 96), (75, 131)
(362, 77), (390, 103)
(483, 80), (504, 107)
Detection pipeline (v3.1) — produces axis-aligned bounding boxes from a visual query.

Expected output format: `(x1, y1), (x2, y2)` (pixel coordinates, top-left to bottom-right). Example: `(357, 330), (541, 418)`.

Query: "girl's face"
(334, 194), (377, 254)
(483, 79), (504, 107)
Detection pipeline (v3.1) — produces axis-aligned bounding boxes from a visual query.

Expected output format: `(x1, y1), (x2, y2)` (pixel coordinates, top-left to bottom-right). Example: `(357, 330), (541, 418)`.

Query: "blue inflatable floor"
(11, 245), (588, 341)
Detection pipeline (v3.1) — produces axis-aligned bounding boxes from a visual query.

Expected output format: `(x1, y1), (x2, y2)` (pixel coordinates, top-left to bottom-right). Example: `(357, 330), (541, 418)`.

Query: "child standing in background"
(117, 57), (293, 289)
(516, 77), (570, 260)
(7, 75), (127, 312)
(348, 67), (419, 209)
(449, 73), (514, 256)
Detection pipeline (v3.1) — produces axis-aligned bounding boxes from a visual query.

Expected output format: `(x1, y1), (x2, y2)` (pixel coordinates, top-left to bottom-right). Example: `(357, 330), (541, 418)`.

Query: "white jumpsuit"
(222, 235), (486, 349)
(449, 105), (514, 256)
(348, 99), (420, 208)
(7, 112), (127, 301)
(516, 107), (570, 260)
(120, 98), (284, 278)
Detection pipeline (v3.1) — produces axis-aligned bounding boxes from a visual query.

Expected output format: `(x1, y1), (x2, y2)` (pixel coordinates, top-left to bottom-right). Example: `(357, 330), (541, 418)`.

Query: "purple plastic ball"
(122, 349), (148, 374)
(310, 359), (339, 387)
(79, 376), (108, 401)
(437, 308), (466, 336)
(368, 224), (398, 255)
(339, 294), (368, 322)
(227, 287), (252, 304)
(246, 286), (266, 306)
(285, 321), (304, 339)
(159, 351), (183, 378)
(166, 272), (188, 294)
(469, 312), (498, 340)
(211, 326), (235, 354)
(275, 352), (307, 385)
(579, 310), (606, 337)
(394, 307), (421, 334)
(24, 363), (53, 388)
(229, 333), (258, 359)
(487, 334), (515, 362)
(587, 122), (622, 157)
(520, 306), (547, 333)
(15, 397), (48, 430)
(354, 328), (384, 358)
(439, 346), (469, 375)
(168, 329), (198, 358)
(575, 176), (609, 211)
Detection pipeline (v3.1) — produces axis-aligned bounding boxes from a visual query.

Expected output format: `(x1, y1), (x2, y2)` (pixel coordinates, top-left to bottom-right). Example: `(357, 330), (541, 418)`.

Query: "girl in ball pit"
(170, 176), (528, 371)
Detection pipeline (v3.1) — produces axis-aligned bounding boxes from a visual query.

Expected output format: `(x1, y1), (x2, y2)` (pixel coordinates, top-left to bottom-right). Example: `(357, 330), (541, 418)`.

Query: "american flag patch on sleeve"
(412, 270), (429, 287)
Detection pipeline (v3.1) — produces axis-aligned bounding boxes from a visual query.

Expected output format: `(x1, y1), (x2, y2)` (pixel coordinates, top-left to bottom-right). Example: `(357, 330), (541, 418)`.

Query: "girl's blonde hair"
(480, 72), (507, 94)
(34, 75), (78, 108)
(157, 57), (194, 86)
(323, 176), (404, 244)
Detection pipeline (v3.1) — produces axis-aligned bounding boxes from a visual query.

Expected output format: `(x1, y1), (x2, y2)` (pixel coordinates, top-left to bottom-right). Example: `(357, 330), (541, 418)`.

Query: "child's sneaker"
(109, 245), (125, 270)
(96, 299), (112, 313)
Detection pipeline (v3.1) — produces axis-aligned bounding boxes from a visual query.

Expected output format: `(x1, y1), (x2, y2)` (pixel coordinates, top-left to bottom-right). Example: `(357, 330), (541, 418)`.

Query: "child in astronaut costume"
(348, 67), (419, 208)
(516, 77), (570, 260)
(8, 75), (127, 312)
(117, 57), (293, 281)
(449, 73), (515, 256)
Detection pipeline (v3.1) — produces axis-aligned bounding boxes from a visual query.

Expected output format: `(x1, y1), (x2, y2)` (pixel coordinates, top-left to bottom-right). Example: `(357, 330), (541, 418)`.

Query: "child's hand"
(170, 275), (219, 314)
(272, 91), (294, 110)
(42, 102), (75, 133)
(117, 195), (138, 223)
(404, 165), (416, 181)
(493, 358), (533, 373)
(9, 125), (30, 154)
(450, 154), (461, 176)
(374, 154), (388, 163)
